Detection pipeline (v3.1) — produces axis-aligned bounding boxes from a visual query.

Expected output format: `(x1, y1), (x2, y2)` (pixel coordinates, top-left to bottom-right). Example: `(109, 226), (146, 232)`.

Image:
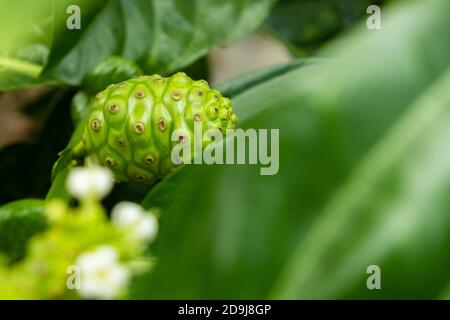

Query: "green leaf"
(0, 57), (45, 91)
(0, 0), (54, 91)
(0, 199), (47, 262)
(70, 91), (91, 125)
(81, 56), (143, 94)
(132, 0), (450, 299)
(440, 282), (450, 300)
(216, 58), (319, 98)
(265, 0), (386, 55)
(47, 101), (89, 202)
(47, 154), (75, 203)
(41, 0), (274, 86)
(271, 67), (450, 299)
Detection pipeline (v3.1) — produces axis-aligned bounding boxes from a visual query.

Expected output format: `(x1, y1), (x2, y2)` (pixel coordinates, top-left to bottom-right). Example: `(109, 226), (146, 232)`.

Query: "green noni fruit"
(75, 73), (237, 183)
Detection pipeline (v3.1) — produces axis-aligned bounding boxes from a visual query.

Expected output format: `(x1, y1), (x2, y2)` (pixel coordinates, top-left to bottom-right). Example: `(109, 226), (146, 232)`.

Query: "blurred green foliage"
(265, 0), (388, 55)
(0, 197), (153, 299)
(0, 0), (449, 300)
(0, 90), (74, 204)
(131, 0), (450, 299)
(0, 0), (53, 89)
(0, 0), (274, 89)
(81, 56), (143, 94)
(0, 200), (47, 262)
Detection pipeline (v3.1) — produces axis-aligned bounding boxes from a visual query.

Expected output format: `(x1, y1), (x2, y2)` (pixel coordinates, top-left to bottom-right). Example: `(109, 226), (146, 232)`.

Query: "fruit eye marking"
(194, 113), (202, 121)
(134, 122), (145, 134)
(197, 90), (204, 97)
(153, 75), (163, 83)
(117, 137), (126, 148)
(207, 106), (219, 120)
(135, 90), (146, 99)
(135, 175), (144, 181)
(171, 91), (183, 101)
(108, 103), (119, 113)
(158, 118), (167, 132)
(91, 119), (101, 131)
(105, 157), (115, 167)
(144, 155), (154, 165)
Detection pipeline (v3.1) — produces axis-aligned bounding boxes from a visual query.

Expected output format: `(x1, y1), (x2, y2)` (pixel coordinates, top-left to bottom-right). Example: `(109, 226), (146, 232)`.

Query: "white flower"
(134, 214), (158, 243)
(111, 201), (158, 243)
(111, 202), (142, 226)
(67, 165), (114, 200)
(75, 245), (129, 300)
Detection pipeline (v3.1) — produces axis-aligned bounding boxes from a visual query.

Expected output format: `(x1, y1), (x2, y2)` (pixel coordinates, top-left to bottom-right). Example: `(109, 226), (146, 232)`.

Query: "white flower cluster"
(66, 165), (159, 299)
(111, 201), (159, 243)
(67, 165), (113, 200)
(76, 246), (129, 300)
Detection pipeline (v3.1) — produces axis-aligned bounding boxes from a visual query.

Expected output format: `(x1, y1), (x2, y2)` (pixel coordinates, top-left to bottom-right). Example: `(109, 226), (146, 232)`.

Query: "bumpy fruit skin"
(79, 73), (237, 183)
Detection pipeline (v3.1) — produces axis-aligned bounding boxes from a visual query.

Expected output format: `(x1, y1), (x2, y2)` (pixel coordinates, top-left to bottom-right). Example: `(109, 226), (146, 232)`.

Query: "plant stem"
(0, 57), (43, 77)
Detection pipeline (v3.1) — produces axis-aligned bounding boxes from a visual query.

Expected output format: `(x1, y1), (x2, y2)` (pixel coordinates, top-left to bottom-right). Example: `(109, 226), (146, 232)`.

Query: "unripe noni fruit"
(77, 73), (237, 183)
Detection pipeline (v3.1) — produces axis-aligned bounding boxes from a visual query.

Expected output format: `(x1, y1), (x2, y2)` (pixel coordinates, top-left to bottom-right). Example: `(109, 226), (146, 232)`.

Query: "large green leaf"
(440, 282), (450, 300)
(1, 0), (273, 90)
(272, 67), (450, 299)
(41, 0), (274, 86)
(131, 0), (450, 299)
(0, 199), (47, 262)
(0, 0), (53, 91)
(264, 0), (387, 55)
